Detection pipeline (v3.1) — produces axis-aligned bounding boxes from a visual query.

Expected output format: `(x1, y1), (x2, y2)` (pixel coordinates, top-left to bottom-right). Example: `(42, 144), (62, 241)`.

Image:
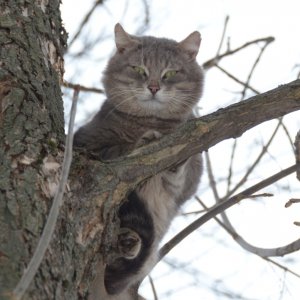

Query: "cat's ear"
(179, 31), (201, 60)
(114, 23), (139, 53)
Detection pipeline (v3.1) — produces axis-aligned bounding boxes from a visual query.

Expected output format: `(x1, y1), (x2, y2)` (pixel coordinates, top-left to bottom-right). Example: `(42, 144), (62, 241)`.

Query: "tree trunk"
(0, 0), (69, 298)
(1, 1), (300, 300)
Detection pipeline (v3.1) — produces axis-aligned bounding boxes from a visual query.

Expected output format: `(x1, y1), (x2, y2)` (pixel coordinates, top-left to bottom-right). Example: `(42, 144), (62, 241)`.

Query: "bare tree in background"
(1, 1), (300, 300)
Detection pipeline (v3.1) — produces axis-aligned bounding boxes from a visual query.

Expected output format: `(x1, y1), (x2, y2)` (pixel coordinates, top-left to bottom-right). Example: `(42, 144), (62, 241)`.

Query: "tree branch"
(159, 164), (297, 260)
(203, 36), (275, 70)
(108, 79), (300, 185)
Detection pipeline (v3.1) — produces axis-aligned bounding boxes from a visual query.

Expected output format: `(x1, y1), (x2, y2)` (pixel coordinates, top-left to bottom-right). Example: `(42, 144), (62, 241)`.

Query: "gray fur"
(74, 23), (204, 297)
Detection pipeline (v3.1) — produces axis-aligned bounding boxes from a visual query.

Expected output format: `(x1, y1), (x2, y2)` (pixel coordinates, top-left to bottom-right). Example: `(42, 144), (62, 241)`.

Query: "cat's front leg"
(135, 130), (162, 147)
(161, 158), (191, 194)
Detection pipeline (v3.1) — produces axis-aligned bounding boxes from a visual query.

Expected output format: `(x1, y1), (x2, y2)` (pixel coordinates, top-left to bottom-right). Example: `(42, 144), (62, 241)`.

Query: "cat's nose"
(148, 81), (160, 96)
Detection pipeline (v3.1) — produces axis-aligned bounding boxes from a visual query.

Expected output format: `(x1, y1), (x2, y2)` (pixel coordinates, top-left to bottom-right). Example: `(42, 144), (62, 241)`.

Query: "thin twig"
(204, 151), (220, 200)
(13, 87), (80, 300)
(148, 275), (158, 300)
(219, 200), (300, 257)
(67, 0), (105, 49)
(225, 119), (282, 199)
(285, 198), (300, 208)
(241, 39), (272, 99)
(295, 130), (300, 181)
(215, 15), (230, 57)
(203, 36), (275, 70)
(136, 0), (151, 35)
(215, 64), (260, 94)
(158, 165), (297, 260)
(226, 139), (238, 194)
(63, 80), (104, 94)
(264, 257), (300, 279)
(285, 198), (300, 226)
(196, 197), (300, 279)
(280, 121), (296, 152)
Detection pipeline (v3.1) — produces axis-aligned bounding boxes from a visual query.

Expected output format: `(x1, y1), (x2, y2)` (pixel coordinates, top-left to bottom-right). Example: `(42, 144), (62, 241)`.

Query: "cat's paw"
(117, 228), (142, 260)
(136, 130), (162, 147)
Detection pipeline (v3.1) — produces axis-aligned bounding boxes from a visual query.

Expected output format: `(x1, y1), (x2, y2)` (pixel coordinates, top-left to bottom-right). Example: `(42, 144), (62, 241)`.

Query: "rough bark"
(0, 1), (300, 300)
(0, 0), (67, 299)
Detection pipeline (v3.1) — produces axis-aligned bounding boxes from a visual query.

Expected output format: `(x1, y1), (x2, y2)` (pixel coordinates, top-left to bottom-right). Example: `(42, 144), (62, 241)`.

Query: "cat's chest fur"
(102, 101), (184, 139)
(136, 166), (187, 241)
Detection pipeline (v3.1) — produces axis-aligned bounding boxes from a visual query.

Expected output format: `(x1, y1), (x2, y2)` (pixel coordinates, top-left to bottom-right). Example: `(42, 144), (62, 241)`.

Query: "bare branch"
(63, 80), (104, 94)
(285, 198), (300, 226)
(264, 257), (300, 279)
(196, 197), (300, 279)
(241, 38), (272, 98)
(135, 0), (151, 35)
(285, 198), (300, 208)
(148, 276), (158, 300)
(111, 80), (300, 184)
(203, 36), (275, 70)
(220, 205), (300, 257)
(67, 0), (105, 49)
(215, 15), (230, 57)
(225, 119), (282, 199)
(159, 164), (297, 260)
(205, 151), (220, 200)
(295, 130), (300, 180)
(225, 139), (237, 194)
(215, 64), (260, 94)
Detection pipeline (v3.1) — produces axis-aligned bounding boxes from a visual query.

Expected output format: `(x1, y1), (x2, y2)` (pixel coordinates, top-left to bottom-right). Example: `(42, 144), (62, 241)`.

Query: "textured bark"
(0, 0), (67, 299)
(0, 1), (300, 300)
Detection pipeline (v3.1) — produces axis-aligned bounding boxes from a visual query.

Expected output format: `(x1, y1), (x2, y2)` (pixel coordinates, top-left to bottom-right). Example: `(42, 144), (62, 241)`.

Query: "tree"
(1, 1), (300, 300)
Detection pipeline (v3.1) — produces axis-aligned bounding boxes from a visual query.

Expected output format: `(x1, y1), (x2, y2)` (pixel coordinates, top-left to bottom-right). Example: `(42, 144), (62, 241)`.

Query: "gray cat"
(73, 23), (204, 297)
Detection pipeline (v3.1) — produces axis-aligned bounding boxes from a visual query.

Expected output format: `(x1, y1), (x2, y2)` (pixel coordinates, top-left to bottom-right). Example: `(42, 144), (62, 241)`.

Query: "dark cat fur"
(74, 23), (204, 297)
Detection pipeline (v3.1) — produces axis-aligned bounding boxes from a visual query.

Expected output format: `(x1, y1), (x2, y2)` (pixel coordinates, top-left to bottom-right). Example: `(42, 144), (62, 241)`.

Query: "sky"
(61, 1), (300, 299)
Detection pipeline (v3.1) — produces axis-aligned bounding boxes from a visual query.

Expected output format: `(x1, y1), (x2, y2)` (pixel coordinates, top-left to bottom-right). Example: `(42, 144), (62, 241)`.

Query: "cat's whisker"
(104, 97), (137, 120)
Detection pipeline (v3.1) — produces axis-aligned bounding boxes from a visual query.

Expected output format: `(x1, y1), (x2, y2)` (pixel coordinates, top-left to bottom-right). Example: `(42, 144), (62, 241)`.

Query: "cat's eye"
(132, 66), (146, 76)
(163, 70), (178, 79)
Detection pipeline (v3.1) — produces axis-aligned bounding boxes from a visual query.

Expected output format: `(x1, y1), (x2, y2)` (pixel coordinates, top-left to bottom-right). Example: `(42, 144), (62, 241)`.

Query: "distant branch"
(67, 0), (105, 49)
(203, 36), (275, 70)
(159, 164), (297, 260)
(215, 15), (230, 57)
(295, 130), (300, 180)
(215, 64), (260, 94)
(196, 198), (300, 278)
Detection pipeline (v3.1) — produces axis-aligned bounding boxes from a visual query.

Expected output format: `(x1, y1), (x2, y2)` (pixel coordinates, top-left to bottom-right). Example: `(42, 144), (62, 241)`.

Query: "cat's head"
(103, 23), (204, 119)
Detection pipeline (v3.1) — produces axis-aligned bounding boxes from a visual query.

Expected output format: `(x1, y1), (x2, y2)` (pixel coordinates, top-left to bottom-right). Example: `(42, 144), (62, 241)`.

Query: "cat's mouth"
(141, 96), (164, 105)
